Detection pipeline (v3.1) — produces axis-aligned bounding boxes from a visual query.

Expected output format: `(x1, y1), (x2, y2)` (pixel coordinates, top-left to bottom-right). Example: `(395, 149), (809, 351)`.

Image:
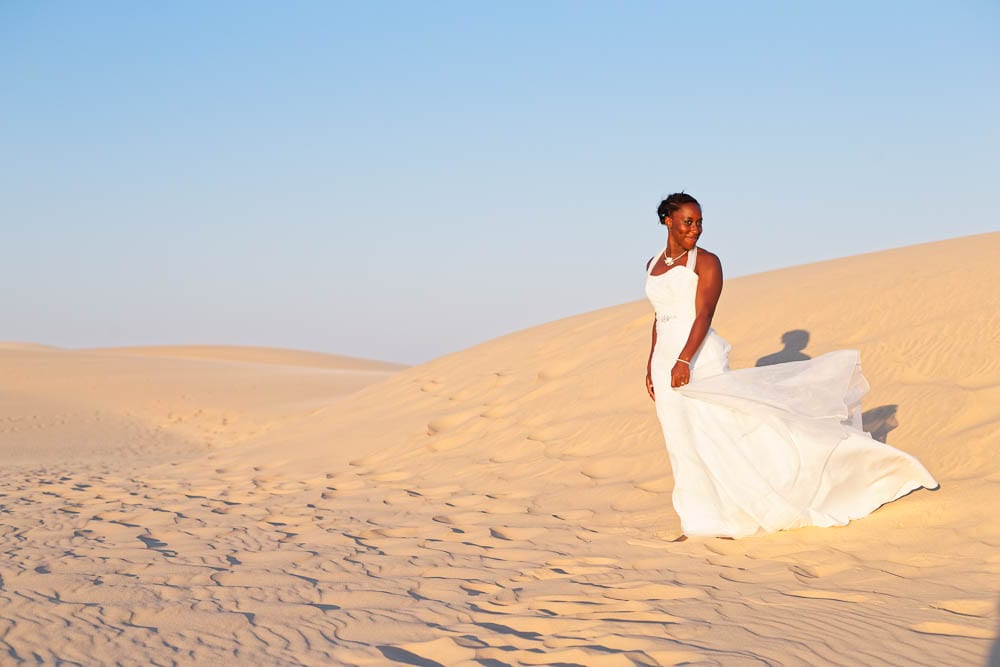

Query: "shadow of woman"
(756, 329), (811, 367)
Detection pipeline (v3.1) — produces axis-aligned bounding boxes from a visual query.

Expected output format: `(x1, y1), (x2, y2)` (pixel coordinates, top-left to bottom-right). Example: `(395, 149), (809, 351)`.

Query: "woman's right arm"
(644, 255), (657, 400)
(646, 317), (657, 400)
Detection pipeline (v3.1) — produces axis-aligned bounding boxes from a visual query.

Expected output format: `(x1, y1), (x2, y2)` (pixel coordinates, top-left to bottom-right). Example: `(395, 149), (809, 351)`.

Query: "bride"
(644, 192), (937, 539)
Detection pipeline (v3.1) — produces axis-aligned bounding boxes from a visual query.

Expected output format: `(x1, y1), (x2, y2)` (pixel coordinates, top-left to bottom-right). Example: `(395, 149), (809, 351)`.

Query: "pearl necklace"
(663, 248), (688, 267)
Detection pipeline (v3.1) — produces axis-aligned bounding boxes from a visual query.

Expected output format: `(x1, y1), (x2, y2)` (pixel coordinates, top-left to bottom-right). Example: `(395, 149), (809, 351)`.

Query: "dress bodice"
(645, 244), (731, 379)
(645, 245), (699, 322)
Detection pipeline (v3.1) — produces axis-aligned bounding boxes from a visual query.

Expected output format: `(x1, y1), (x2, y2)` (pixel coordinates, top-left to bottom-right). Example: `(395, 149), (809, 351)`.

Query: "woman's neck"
(666, 239), (687, 256)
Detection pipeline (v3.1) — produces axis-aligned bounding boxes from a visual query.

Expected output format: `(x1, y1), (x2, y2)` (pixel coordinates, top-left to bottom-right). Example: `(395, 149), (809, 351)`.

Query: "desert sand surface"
(1, 232), (998, 666)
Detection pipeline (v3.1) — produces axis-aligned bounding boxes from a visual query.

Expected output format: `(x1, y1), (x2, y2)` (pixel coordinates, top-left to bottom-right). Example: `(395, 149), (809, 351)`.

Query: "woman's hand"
(671, 360), (691, 388)
(645, 370), (655, 401)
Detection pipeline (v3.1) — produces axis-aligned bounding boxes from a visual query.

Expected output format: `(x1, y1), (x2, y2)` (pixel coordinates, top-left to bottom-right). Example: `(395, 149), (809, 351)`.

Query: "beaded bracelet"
(676, 358), (690, 365)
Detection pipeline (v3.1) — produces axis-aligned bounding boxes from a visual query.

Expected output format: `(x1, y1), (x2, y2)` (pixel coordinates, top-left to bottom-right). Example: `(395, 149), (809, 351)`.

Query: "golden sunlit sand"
(1, 232), (997, 665)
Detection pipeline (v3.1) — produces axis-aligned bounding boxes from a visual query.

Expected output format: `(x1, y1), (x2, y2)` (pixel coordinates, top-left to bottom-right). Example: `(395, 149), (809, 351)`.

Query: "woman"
(645, 192), (937, 539)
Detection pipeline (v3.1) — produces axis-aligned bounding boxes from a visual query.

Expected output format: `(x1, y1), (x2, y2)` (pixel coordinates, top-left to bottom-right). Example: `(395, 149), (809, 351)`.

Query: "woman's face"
(666, 203), (703, 250)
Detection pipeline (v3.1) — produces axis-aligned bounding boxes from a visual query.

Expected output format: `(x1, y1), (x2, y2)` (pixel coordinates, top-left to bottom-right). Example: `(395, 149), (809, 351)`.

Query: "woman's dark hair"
(657, 192), (700, 224)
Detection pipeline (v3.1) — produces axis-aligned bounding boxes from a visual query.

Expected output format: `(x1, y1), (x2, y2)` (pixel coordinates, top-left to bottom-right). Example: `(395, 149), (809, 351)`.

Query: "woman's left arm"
(671, 253), (724, 387)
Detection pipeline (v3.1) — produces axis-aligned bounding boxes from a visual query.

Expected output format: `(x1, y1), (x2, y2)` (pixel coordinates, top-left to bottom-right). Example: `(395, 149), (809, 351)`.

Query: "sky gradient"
(3, 2), (998, 363)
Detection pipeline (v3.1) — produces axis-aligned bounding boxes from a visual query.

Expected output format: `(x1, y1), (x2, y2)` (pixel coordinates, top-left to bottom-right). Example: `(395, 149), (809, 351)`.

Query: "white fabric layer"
(645, 245), (937, 537)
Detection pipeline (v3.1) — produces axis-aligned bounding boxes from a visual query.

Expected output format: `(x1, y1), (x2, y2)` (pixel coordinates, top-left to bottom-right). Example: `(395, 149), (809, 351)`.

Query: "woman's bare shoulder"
(693, 247), (723, 273)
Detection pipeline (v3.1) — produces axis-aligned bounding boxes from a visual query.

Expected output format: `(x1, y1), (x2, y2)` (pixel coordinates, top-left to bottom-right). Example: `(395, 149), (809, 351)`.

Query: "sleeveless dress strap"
(647, 243), (669, 276)
(688, 245), (698, 273)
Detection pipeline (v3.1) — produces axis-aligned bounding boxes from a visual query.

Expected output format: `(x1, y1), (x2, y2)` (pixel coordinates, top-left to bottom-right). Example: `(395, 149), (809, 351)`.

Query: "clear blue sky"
(2, 1), (997, 363)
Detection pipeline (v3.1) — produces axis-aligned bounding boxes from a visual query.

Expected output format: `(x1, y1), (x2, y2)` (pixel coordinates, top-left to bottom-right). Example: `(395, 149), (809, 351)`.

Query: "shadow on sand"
(755, 329), (811, 367)
(987, 596), (1000, 666)
(861, 404), (898, 443)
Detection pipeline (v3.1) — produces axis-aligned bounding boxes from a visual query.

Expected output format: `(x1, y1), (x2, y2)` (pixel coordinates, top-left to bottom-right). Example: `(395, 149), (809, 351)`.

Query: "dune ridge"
(0, 232), (997, 665)
(93, 344), (407, 371)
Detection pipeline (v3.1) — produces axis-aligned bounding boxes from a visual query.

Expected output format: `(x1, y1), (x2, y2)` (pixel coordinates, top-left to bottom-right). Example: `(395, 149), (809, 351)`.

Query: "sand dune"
(1, 232), (998, 665)
(0, 345), (400, 466)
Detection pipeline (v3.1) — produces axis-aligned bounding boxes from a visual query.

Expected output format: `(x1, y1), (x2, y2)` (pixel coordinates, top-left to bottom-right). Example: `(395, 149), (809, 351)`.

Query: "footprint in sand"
(444, 495), (486, 509)
(432, 511), (489, 527)
(405, 484), (462, 498)
(488, 446), (527, 464)
(492, 370), (516, 386)
(787, 557), (855, 579)
(460, 581), (503, 595)
(425, 434), (472, 453)
(418, 379), (442, 393)
(425, 408), (481, 436)
(366, 471), (412, 483)
(447, 385), (482, 401)
(479, 402), (516, 419)
(536, 359), (580, 383)
(489, 526), (547, 541)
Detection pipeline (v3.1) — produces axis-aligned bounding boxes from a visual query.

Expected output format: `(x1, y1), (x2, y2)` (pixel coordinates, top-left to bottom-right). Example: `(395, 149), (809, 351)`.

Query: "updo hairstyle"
(657, 192), (700, 225)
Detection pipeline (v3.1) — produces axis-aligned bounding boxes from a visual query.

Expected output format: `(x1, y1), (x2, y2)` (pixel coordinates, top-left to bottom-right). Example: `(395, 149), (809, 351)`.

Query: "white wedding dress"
(646, 245), (937, 538)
